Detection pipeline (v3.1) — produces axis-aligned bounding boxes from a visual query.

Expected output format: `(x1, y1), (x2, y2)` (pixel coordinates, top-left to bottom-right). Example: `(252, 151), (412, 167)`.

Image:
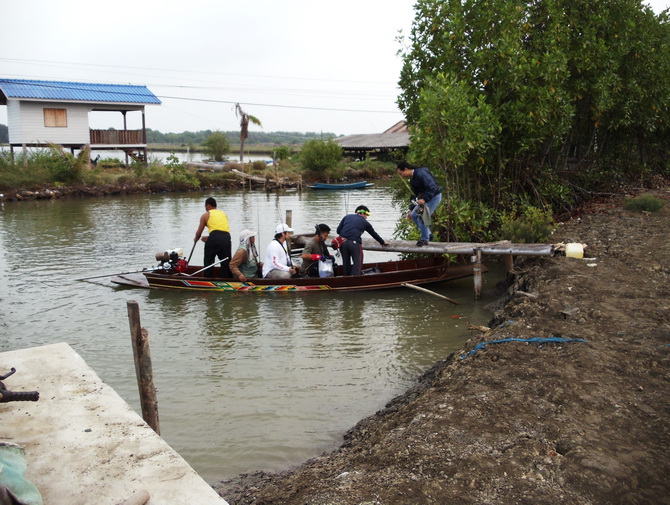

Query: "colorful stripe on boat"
(172, 280), (333, 291)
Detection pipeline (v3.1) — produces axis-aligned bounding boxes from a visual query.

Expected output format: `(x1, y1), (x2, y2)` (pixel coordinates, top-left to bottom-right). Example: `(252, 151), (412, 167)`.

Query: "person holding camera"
(396, 161), (443, 246)
(262, 223), (298, 279)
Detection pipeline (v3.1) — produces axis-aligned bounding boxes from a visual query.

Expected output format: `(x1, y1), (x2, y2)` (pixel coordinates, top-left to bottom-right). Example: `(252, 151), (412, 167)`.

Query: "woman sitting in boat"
(230, 229), (263, 282)
(301, 223), (335, 277)
(262, 223), (299, 279)
(336, 205), (388, 275)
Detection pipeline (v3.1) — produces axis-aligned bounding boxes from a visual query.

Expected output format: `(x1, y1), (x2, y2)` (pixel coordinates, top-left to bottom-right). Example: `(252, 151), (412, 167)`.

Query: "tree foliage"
(202, 131), (231, 161)
(143, 129), (337, 146)
(300, 139), (343, 172)
(235, 103), (262, 161)
(397, 0), (670, 236)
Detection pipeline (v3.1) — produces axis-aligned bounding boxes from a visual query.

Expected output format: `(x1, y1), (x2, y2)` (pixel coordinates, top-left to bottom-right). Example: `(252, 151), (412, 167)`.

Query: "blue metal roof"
(0, 79), (161, 105)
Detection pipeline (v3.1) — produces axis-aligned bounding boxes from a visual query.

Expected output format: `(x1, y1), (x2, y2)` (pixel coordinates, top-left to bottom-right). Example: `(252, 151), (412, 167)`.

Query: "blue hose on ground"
(461, 337), (587, 359)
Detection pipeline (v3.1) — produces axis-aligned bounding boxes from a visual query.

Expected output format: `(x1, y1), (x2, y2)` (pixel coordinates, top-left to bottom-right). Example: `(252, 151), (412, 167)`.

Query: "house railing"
(90, 129), (145, 145)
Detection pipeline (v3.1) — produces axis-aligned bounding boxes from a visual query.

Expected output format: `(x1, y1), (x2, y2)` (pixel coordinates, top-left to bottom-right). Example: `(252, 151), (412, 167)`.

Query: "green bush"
(497, 206), (554, 244)
(272, 146), (292, 161)
(203, 131), (231, 162)
(623, 193), (665, 212)
(300, 139), (342, 173)
(251, 160), (267, 171)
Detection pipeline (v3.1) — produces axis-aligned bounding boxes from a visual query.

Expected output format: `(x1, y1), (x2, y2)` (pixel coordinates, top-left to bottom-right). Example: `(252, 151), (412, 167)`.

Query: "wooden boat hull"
(307, 181), (374, 190)
(128, 257), (482, 293)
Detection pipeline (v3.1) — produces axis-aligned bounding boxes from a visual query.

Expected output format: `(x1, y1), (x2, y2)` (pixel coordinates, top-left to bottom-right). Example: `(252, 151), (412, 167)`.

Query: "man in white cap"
(262, 223), (298, 279)
(230, 229), (262, 282)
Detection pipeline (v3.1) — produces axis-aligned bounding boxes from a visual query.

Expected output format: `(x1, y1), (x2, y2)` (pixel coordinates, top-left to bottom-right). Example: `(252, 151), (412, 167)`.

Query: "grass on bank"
(0, 148), (396, 193)
(623, 193), (665, 212)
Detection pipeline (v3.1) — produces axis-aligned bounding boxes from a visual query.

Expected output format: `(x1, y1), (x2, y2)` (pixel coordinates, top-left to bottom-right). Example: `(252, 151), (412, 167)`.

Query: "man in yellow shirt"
(194, 197), (232, 278)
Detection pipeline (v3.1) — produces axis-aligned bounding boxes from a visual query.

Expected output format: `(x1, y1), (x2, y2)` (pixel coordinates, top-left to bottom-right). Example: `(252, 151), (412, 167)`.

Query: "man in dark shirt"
(396, 161), (443, 246)
(301, 223), (334, 277)
(336, 205), (387, 275)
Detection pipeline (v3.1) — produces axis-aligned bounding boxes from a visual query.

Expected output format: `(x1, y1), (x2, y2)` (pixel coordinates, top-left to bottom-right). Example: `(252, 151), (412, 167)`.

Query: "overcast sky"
(1, 0), (668, 136)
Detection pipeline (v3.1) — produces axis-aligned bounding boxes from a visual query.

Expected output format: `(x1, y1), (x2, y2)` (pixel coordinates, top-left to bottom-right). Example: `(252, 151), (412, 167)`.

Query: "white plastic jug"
(565, 243), (584, 259)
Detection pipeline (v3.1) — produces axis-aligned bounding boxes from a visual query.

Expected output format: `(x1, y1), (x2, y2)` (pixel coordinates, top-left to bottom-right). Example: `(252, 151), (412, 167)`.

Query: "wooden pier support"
(127, 300), (160, 435)
(338, 238), (553, 299)
(504, 254), (514, 276)
(473, 249), (483, 300)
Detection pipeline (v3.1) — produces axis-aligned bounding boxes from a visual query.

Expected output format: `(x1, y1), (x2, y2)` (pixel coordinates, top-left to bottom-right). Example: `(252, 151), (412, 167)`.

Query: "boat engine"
(155, 248), (189, 273)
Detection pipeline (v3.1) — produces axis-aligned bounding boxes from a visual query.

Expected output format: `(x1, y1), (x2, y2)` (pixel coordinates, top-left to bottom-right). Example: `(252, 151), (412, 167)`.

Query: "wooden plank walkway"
(356, 239), (554, 299)
(353, 239), (554, 257)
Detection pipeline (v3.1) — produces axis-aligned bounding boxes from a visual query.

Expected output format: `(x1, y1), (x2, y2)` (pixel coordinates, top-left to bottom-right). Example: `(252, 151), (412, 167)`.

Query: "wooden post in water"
(285, 210), (294, 255)
(127, 300), (160, 435)
(473, 248), (483, 300)
(504, 254), (515, 278)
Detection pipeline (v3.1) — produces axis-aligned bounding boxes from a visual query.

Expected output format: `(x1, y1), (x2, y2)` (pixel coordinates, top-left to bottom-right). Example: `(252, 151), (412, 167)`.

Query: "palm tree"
(235, 103), (262, 162)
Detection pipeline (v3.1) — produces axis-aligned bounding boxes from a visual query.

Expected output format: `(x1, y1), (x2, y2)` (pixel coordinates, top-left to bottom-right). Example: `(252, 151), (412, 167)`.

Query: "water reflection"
(0, 188), (504, 483)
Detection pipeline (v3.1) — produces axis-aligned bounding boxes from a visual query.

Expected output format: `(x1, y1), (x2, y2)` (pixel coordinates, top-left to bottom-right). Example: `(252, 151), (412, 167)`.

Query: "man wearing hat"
(230, 229), (263, 282)
(262, 223), (298, 279)
(336, 205), (387, 275)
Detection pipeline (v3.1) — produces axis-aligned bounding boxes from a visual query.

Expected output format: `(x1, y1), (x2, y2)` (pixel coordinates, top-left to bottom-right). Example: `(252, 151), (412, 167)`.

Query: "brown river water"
(0, 185), (504, 483)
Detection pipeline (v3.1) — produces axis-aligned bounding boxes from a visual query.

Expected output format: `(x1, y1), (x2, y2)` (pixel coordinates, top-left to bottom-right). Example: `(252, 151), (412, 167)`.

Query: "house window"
(44, 108), (67, 127)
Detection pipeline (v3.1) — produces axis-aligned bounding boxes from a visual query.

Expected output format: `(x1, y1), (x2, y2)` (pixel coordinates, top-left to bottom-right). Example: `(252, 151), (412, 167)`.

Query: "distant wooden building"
(335, 121), (410, 159)
(0, 78), (161, 163)
(333, 121), (410, 158)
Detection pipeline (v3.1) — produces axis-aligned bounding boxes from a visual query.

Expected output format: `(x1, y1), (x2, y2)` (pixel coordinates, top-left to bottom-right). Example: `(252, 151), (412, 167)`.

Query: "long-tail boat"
(307, 181), (374, 190)
(111, 255), (482, 293)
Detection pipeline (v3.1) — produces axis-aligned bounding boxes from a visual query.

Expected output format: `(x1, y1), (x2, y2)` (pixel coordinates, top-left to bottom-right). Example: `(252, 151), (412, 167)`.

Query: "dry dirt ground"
(214, 187), (670, 505)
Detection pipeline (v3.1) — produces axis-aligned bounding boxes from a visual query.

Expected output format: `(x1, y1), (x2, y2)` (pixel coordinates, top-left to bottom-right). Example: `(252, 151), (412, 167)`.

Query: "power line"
(156, 94), (399, 113)
(0, 78), (401, 114)
(0, 57), (397, 86)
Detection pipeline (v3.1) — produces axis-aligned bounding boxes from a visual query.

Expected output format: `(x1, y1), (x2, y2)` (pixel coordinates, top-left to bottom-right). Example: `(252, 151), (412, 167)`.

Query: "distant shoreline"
(147, 144), (279, 156)
(1, 143), (292, 157)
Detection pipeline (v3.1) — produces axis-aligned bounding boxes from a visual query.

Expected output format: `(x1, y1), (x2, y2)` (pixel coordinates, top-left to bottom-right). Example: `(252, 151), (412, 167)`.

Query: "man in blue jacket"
(336, 205), (387, 275)
(396, 161), (443, 246)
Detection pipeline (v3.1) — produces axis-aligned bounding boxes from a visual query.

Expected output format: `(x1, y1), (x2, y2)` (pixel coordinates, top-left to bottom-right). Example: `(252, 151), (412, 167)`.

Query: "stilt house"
(0, 78), (161, 163)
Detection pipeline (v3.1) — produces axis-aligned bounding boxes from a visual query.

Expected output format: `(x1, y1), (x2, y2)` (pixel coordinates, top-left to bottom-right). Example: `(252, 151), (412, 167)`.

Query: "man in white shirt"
(262, 223), (298, 279)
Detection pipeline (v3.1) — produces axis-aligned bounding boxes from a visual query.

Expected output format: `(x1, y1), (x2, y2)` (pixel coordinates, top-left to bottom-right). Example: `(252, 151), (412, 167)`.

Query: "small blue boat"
(308, 181), (375, 190)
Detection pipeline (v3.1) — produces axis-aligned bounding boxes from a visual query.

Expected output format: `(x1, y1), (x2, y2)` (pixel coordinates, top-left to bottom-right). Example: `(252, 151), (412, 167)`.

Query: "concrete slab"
(0, 343), (228, 505)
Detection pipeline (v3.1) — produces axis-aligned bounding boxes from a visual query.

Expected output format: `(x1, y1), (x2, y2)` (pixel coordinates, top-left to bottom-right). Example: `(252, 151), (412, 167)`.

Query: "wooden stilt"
(127, 300), (160, 435)
(504, 254), (515, 277)
(473, 248), (483, 300)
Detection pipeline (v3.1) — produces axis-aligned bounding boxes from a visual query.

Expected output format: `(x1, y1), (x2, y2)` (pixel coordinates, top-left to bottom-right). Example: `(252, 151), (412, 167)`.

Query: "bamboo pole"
(127, 301), (160, 435)
(401, 283), (459, 304)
